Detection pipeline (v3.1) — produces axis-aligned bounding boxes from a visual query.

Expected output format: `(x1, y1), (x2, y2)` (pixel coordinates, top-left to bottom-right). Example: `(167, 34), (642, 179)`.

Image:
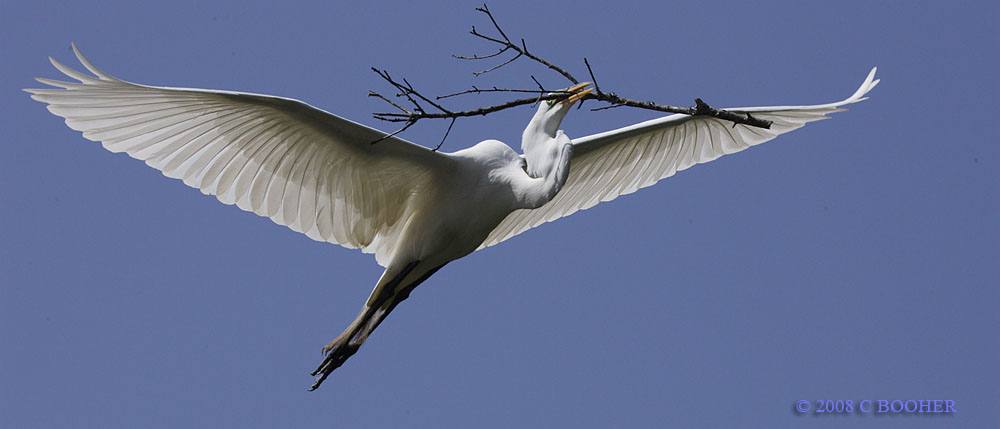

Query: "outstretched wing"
(480, 68), (879, 249)
(27, 45), (453, 267)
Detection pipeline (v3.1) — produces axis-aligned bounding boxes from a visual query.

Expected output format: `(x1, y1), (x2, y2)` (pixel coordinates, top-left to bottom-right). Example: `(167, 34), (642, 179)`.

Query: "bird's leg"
(309, 261), (420, 390)
(309, 261), (449, 390)
(366, 262), (448, 334)
(318, 261), (418, 354)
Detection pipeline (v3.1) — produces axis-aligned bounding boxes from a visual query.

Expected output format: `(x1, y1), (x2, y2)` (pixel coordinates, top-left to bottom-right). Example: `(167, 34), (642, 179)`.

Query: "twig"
(529, 75), (545, 92)
(402, 77), (452, 114)
(374, 92), (577, 122)
(461, 5), (579, 83)
(472, 52), (521, 76)
(452, 46), (509, 60)
(584, 58), (601, 95)
(367, 3), (773, 148)
(368, 90), (410, 114)
(590, 94), (771, 128)
(590, 104), (625, 112)
(436, 118), (456, 151)
(370, 120), (416, 145)
(438, 87), (554, 100)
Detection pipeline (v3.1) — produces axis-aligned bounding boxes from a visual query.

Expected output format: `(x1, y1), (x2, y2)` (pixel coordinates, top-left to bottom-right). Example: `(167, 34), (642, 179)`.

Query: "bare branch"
(530, 75), (545, 91)
(369, 120), (416, 145)
(585, 93), (773, 128)
(455, 5), (579, 83)
(375, 90), (772, 129)
(372, 68), (425, 114)
(584, 58), (601, 95)
(435, 118), (456, 151)
(590, 104), (626, 112)
(437, 86), (553, 100)
(367, 3), (773, 148)
(471, 52), (522, 76)
(368, 90), (410, 114)
(477, 4), (511, 42)
(371, 68), (454, 117)
(402, 77), (452, 114)
(452, 46), (509, 60)
(374, 93), (575, 122)
(517, 37), (579, 84)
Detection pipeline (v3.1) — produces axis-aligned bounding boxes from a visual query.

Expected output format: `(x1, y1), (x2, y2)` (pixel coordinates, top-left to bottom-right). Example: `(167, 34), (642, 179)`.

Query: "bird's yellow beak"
(561, 81), (594, 105)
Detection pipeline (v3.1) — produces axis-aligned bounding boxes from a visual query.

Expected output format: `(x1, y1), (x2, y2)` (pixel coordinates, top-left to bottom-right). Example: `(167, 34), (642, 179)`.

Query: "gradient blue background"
(2, 1), (997, 427)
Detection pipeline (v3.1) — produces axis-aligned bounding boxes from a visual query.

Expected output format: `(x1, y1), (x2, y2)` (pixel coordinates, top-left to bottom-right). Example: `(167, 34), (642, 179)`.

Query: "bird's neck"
(514, 105), (574, 209)
(512, 134), (573, 210)
(522, 112), (562, 144)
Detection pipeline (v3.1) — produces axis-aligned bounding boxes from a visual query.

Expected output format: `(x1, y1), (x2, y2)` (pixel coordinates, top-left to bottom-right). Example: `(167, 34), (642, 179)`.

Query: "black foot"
(309, 338), (361, 391)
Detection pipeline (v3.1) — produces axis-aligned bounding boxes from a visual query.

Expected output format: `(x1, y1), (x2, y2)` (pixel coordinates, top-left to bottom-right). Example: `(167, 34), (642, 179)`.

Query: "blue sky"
(2, 1), (997, 427)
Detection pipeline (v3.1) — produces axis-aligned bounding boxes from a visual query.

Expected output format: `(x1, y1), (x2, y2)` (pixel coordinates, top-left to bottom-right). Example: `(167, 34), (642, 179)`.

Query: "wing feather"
(479, 68), (879, 249)
(28, 45), (451, 266)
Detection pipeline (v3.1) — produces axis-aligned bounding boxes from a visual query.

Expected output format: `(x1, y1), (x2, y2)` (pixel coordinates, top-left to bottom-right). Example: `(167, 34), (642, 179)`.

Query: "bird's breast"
(391, 157), (522, 264)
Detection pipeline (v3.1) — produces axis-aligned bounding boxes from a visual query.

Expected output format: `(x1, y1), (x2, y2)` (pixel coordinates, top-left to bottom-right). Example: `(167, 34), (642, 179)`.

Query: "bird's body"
(311, 101), (578, 385)
(27, 45), (878, 389)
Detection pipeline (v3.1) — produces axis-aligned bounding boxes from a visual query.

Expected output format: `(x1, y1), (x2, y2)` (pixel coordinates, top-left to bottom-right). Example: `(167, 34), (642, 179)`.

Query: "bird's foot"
(309, 336), (361, 391)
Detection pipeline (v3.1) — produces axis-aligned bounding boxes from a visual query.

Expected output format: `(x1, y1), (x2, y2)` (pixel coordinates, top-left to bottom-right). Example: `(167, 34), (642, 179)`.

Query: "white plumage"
(27, 45), (877, 389)
(483, 69), (879, 247)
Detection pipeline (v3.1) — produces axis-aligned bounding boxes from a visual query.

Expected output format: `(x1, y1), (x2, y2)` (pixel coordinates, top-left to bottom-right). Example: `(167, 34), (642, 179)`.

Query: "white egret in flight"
(27, 45), (878, 389)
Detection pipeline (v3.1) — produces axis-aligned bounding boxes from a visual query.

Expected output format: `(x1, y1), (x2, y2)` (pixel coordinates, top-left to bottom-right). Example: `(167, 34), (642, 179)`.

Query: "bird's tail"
(309, 261), (447, 390)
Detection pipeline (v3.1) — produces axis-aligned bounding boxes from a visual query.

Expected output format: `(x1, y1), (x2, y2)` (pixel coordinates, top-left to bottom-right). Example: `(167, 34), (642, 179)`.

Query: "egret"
(27, 45), (878, 389)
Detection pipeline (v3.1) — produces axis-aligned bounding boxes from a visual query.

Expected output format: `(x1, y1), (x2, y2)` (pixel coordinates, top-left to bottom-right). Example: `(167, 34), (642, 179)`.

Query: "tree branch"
(374, 92), (575, 122)
(367, 3), (772, 149)
(463, 4), (579, 83)
(437, 86), (553, 100)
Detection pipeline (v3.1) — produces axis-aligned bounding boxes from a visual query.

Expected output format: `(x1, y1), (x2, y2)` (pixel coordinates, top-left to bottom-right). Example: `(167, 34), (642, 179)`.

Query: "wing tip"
(71, 43), (116, 80)
(41, 44), (118, 85)
(844, 66), (879, 104)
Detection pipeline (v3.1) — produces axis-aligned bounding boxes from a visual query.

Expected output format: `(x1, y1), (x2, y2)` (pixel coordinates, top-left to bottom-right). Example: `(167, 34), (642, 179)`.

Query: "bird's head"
(524, 82), (593, 141)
